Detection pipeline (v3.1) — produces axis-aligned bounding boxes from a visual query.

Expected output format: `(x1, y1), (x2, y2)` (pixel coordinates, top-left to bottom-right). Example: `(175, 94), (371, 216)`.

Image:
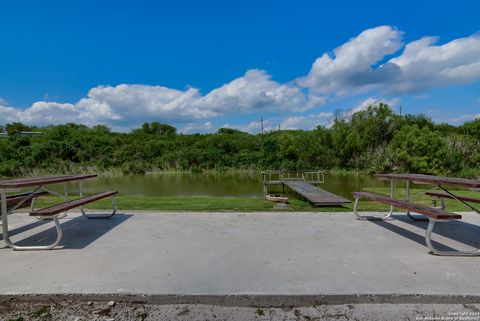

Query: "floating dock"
(284, 180), (351, 206)
(262, 170), (351, 206)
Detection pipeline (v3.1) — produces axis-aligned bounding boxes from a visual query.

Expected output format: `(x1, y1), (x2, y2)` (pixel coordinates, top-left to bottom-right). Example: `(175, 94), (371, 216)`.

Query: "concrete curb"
(2, 294), (480, 307)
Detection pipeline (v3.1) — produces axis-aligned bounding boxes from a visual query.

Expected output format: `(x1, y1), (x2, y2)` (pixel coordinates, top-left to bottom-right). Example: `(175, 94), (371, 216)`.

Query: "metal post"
(58, 182), (69, 218)
(79, 180), (84, 213)
(1, 190), (8, 246)
(405, 180), (410, 201)
(390, 178), (394, 199)
(405, 179), (410, 217)
(353, 195), (361, 219)
(406, 179), (428, 221)
(64, 183), (68, 201)
(385, 178), (394, 218)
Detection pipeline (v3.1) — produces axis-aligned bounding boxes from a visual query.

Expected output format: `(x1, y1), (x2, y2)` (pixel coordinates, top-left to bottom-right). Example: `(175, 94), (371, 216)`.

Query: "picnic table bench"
(353, 174), (480, 256)
(3, 191), (49, 210)
(0, 174), (118, 251)
(424, 192), (480, 210)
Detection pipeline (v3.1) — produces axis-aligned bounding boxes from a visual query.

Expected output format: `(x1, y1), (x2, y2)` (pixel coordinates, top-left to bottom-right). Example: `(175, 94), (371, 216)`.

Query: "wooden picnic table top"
(375, 173), (480, 188)
(0, 174), (97, 189)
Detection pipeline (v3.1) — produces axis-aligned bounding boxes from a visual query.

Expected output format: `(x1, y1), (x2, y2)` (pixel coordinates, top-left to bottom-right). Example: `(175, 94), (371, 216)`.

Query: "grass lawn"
(33, 187), (480, 212)
(36, 196), (317, 212)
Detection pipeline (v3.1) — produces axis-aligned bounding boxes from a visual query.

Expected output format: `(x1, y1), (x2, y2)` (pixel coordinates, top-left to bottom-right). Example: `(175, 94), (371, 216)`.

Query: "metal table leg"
(406, 179), (428, 221)
(425, 219), (480, 256)
(37, 184), (69, 219)
(1, 190), (7, 248)
(385, 178), (394, 219)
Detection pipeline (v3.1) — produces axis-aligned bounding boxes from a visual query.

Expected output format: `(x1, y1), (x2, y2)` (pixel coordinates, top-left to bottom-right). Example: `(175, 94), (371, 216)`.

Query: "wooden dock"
(262, 170), (351, 206)
(284, 180), (350, 206)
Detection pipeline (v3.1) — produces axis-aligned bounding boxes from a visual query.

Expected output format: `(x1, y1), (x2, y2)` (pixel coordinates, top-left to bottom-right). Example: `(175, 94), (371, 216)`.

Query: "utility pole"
(399, 105), (402, 116)
(261, 117), (264, 134)
(278, 124), (281, 131)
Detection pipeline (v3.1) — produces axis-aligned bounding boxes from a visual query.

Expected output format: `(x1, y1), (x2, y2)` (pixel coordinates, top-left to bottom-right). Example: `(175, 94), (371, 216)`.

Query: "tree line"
(0, 104), (479, 178)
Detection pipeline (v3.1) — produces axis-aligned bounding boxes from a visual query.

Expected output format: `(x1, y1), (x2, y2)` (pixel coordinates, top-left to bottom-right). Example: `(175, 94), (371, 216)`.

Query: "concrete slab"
(1, 211), (480, 303)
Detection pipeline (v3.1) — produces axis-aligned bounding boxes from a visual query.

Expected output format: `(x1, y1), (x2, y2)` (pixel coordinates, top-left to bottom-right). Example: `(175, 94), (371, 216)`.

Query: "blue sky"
(1, 0), (479, 132)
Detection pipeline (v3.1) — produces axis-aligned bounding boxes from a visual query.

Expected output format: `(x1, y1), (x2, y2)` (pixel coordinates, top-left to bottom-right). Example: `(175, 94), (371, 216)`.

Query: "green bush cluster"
(0, 105), (479, 178)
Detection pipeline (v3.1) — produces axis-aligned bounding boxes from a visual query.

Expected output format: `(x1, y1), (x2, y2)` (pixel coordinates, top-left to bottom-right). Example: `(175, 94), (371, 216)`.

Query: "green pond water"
(73, 173), (392, 200)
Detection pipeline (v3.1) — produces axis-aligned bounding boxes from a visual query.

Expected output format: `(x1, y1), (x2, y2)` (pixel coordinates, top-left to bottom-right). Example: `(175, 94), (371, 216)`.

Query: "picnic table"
(0, 174), (118, 251)
(353, 173), (480, 256)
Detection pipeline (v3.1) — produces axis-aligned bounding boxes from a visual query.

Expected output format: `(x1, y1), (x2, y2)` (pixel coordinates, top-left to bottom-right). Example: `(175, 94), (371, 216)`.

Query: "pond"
(75, 172), (392, 199)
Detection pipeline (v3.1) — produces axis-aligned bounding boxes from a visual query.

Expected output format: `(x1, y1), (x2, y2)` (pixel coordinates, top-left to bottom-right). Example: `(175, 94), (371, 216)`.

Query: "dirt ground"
(1, 299), (480, 321)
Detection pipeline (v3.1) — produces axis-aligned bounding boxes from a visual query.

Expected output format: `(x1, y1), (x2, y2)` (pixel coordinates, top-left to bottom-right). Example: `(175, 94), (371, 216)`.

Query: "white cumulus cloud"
(386, 34), (480, 93)
(76, 84), (210, 122)
(2, 26), (480, 131)
(0, 105), (21, 124)
(298, 26), (480, 99)
(280, 112), (334, 130)
(196, 69), (308, 113)
(298, 26), (404, 97)
(224, 112), (334, 133)
(1, 70), (309, 128)
(181, 121), (214, 134)
(347, 97), (400, 116)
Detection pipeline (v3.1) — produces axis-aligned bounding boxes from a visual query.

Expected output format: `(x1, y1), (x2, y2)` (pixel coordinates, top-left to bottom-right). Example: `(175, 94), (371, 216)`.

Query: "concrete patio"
(1, 211), (480, 305)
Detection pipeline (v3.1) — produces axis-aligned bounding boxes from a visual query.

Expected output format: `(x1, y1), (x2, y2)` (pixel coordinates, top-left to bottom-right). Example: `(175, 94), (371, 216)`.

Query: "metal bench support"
(79, 182), (117, 219)
(80, 195), (117, 219)
(1, 190), (63, 251)
(353, 179), (394, 220)
(425, 219), (480, 256)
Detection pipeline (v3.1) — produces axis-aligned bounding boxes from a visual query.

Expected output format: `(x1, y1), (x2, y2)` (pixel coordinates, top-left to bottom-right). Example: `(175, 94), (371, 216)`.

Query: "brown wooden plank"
(1, 175), (74, 185)
(353, 191), (461, 220)
(285, 181), (351, 205)
(0, 174), (98, 188)
(30, 191), (118, 217)
(6, 191), (49, 207)
(425, 192), (480, 204)
(374, 173), (480, 188)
